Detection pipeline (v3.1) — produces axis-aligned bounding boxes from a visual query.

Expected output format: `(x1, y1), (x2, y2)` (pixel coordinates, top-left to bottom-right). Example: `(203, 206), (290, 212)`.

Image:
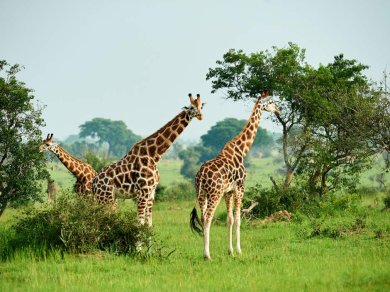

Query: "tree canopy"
(178, 117), (274, 180)
(206, 43), (388, 195)
(0, 60), (49, 216)
(79, 118), (142, 158)
(200, 117), (274, 161)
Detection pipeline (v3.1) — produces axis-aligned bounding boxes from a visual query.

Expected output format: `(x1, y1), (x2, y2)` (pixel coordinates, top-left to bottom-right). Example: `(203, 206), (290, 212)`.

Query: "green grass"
(1, 198), (389, 291)
(245, 156), (282, 187)
(158, 159), (186, 185)
(1, 158), (388, 291)
(46, 162), (76, 190)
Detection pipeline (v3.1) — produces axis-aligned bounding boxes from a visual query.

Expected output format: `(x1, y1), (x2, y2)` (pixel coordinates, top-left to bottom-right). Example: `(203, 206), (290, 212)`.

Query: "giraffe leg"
(146, 197), (154, 227)
(198, 192), (207, 226)
(135, 191), (151, 252)
(136, 192), (148, 226)
(234, 185), (244, 255)
(225, 192), (234, 255)
(203, 194), (223, 260)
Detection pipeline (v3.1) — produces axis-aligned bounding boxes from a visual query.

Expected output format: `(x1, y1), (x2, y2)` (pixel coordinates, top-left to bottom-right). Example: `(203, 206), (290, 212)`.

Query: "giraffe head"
(260, 90), (281, 117)
(39, 133), (58, 152)
(187, 93), (204, 120)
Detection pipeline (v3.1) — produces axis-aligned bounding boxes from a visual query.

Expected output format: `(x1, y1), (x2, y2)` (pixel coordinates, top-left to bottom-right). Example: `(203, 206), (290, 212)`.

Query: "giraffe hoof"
(203, 255), (212, 261)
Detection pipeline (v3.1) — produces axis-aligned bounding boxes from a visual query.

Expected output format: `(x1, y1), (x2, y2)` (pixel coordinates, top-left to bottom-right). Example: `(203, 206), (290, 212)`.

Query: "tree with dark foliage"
(0, 60), (49, 216)
(207, 44), (387, 195)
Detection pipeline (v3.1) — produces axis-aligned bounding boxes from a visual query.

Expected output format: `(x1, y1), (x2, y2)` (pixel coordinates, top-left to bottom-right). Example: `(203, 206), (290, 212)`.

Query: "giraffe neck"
(130, 110), (191, 162)
(50, 145), (94, 177)
(222, 98), (262, 158)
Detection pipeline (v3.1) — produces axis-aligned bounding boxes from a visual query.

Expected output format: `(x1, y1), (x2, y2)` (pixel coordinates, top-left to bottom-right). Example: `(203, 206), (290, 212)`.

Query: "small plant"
(1, 192), (154, 260)
(244, 184), (306, 218)
(156, 181), (195, 202)
(84, 152), (112, 172)
(374, 229), (384, 239)
(296, 216), (367, 239)
(383, 193), (390, 209)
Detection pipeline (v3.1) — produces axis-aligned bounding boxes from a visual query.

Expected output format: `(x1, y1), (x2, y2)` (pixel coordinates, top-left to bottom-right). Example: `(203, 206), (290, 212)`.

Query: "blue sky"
(1, 0), (389, 142)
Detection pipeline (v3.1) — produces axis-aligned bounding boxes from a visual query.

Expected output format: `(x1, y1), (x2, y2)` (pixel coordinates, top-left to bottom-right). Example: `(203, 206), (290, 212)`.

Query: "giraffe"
(39, 134), (98, 194)
(92, 93), (204, 226)
(190, 90), (280, 259)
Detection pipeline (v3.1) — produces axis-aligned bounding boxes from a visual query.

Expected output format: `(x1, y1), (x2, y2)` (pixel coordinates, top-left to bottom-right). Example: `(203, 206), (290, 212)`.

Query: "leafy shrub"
(156, 181), (195, 202)
(297, 216), (367, 239)
(306, 193), (362, 218)
(245, 183), (363, 219)
(2, 193), (152, 260)
(244, 184), (307, 218)
(356, 186), (378, 197)
(383, 193), (390, 209)
(84, 151), (112, 172)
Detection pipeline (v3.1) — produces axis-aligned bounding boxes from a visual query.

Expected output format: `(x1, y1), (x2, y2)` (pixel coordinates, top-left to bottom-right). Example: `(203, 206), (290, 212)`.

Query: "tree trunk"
(320, 170), (329, 197)
(308, 169), (321, 194)
(284, 168), (294, 189)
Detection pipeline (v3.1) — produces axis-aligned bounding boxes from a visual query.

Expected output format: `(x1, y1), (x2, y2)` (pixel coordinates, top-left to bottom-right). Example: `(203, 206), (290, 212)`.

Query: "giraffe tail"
(190, 207), (203, 236)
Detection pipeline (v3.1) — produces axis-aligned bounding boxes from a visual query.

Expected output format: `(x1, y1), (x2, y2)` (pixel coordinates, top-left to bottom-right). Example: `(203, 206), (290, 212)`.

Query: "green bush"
(83, 151), (112, 172)
(383, 193), (390, 209)
(1, 193), (152, 260)
(297, 216), (367, 239)
(244, 184), (307, 218)
(156, 181), (195, 202)
(245, 183), (363, 219)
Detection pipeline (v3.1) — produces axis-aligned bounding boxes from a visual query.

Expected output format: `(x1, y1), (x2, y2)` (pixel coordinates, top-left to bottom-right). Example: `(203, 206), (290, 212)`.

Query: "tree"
(83, 152), (112, 172)
(178, 117), (275, 180)
(206, 44), (385, 195)
(62, 140), (101, 158)
(207, 44), (310, 188)
(296, 58), (383, 195)
(79, 118), (142, 158)
(0, 60), (49, 216)
(368, 71), (390, 169)
(200, 117), (274, 161)
(178, 146), (201, 180)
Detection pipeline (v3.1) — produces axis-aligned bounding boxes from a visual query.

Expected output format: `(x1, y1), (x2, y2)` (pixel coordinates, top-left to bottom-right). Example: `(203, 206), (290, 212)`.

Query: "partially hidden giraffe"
(190, 91), (280, 259)
(92, 93), (204, 226)
(39, 134), (98, 194)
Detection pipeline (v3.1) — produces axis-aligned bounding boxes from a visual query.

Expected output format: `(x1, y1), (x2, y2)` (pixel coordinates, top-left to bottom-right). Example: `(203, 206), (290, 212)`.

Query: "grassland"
(0, 157), (389, 291)
(0, 199), (389, 291)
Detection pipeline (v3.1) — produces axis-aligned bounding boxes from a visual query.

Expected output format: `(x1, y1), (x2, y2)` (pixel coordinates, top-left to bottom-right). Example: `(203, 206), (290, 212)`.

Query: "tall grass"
(0, 193), (153, 261)
(1, 159), (389, 291)
(1, 198), (389, 291)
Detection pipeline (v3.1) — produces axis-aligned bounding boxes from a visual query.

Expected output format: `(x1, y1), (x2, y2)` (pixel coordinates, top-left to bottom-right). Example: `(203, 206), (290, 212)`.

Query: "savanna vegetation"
(0, 42), (389, 291)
